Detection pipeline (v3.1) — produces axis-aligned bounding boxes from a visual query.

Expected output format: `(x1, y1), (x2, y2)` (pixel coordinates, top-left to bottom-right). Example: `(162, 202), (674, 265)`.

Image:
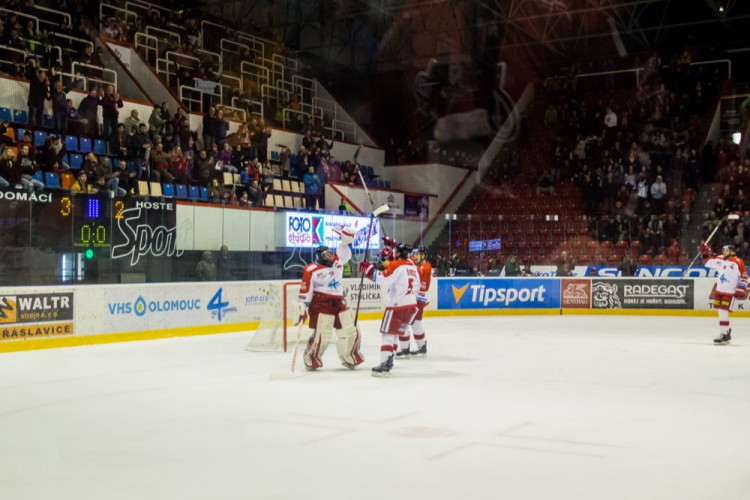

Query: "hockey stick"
(681, 213), (740, 279)
(354, 203), (390, 326)
(288, 317), (305, 374)
(269, 318), (306, 381)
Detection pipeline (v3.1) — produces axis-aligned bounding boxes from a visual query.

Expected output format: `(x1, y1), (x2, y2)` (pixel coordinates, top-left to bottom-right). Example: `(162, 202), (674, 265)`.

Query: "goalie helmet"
(395, 242), (412, 259)
(316, 245), (334, 267)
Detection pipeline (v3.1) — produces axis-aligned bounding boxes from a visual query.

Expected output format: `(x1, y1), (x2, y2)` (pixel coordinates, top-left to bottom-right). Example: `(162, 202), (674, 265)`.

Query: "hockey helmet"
(315, 245), (334, 266)
(411, 246), (428, 257)
(723, 244), (736, 254)
(395, 242), (412, 259)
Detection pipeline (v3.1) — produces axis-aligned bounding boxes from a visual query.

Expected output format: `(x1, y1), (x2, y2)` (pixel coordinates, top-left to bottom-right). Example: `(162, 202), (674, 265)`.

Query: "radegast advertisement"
(591, 279), (694, 309)
(438, 278), (561, 310)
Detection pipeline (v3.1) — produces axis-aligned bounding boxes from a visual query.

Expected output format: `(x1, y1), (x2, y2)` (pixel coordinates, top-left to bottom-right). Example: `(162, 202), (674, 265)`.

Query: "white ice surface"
(1, 315), (750, 500)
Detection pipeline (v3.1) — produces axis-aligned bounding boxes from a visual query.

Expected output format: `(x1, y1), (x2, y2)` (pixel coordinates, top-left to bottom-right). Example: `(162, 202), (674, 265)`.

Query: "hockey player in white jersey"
(359, 242), (419, 377)
(701, 242), (748, 344)
(298, 227), (364, 369)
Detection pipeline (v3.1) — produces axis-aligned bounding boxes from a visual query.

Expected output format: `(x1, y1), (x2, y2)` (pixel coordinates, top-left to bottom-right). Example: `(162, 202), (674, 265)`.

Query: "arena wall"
(0, 277), (736, 353)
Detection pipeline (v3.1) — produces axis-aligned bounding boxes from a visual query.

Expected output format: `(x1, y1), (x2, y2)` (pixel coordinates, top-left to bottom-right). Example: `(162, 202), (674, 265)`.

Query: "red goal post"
(245, 281), (302, 352)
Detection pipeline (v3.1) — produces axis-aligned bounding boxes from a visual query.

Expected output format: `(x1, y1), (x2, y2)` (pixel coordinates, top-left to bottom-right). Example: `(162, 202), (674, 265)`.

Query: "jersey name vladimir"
(704, 256), (748, 294)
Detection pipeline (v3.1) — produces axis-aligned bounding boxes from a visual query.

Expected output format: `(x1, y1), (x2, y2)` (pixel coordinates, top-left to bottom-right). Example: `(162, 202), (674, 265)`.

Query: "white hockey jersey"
(298, 243), (351, 303)
(372, 258), (419, 308)
(704, 255), (748, 294)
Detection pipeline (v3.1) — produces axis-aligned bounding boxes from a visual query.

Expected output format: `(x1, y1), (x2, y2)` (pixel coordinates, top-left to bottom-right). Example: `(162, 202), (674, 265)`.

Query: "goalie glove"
(296, 302), (309, 325)
(359, 261), (375, 280)
(333, 226), (355, 245)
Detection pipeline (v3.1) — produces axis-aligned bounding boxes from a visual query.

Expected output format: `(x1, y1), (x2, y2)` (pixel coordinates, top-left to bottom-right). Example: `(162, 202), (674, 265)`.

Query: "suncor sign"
(589, 265), (717, 278)
(438, 278), (561, 310)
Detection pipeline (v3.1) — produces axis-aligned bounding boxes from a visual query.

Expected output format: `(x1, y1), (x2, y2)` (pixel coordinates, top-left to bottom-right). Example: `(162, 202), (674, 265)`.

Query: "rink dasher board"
(0, 278), (734, 352)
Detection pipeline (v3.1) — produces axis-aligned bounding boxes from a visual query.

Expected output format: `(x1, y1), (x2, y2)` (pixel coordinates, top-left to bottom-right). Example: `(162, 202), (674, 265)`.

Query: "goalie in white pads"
(298, 227), (365, 370)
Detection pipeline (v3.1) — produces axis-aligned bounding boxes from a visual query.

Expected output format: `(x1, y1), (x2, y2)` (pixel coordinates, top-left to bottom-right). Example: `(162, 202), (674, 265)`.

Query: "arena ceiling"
(197, 0), (750, 77)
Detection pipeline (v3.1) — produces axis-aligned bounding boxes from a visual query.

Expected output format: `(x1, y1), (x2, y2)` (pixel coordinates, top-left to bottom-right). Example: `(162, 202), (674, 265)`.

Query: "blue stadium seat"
(44, 172), (61, 189)
(161, 183), (174, 197)
(175, 184), (188, 199)
(70, 153), (83, 170)
(189, 185), (199, 199)
(79, 137), (92, 154)
(93, 139), (107, 155)
(289, 154), (297, 166)
(384, 180), (391, 189)
(271, 151), (280, 162)
(34, 130), (46, 147)
(0, 107), (11, 123)
(16, 128), (26, 142)
(65, 135), (78, 152)
(43, 114), (55, 130)
(200, 186), (209, 201)
(13, 109), (27, 124)
(33, 170), (44, 183)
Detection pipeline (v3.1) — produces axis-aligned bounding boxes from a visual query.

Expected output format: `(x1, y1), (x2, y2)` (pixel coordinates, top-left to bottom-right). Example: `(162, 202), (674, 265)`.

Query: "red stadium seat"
(638, 254), (652, 265)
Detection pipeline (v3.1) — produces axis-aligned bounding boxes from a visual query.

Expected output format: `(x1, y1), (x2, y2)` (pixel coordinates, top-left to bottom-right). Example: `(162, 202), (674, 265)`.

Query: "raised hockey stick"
(354, 203), (390, 326)
(681, 213), (740, 279)
(353, 146), (389, 233)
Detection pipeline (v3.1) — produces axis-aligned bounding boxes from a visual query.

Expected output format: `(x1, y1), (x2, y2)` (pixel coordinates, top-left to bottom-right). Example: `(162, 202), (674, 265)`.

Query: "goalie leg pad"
(303, 313), (335, 369)
(335, 308), (364, 367)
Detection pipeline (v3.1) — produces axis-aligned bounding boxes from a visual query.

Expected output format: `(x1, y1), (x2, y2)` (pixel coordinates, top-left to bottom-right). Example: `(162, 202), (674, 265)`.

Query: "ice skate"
(395, 348), (410, 359)
(371, 355), (394, 377)
(410, 342), (427, 358)
(714, 330), (731, 345)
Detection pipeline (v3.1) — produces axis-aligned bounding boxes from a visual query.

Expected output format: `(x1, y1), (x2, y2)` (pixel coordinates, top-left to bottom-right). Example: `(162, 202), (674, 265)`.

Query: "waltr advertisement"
(591, 280), (694, 309)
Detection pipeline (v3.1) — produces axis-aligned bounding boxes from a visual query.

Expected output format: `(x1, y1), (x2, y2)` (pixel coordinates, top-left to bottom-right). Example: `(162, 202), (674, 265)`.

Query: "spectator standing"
(216, 245), (234, 280)
(195, 251), (216, 281)
(51, 80), (69, 135)
(303, 165), (321, 210)
(315, 159), (330, 208)
(202, 107), (217, 151)
(215, 109), (229, 150)
(101, 85), (123, 140)
(650, 174), (667, 214)
(26, 62), (50, 130)
(148, 105), (166, 141)
(78, 88), (102, 137)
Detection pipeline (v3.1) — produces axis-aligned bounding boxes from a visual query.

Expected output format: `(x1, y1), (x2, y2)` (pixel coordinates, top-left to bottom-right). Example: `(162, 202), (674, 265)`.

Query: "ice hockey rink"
(2, 314), (749, 500)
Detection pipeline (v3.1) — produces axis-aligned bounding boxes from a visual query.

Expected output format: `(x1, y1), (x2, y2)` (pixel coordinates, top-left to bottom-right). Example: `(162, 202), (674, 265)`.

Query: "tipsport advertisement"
(284, 212), (381, 250)
(438, 278), (561, 310)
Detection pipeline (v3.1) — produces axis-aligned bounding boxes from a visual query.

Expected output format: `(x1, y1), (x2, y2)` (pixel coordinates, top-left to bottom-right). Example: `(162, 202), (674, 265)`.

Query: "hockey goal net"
(245, 281), (302, 352)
